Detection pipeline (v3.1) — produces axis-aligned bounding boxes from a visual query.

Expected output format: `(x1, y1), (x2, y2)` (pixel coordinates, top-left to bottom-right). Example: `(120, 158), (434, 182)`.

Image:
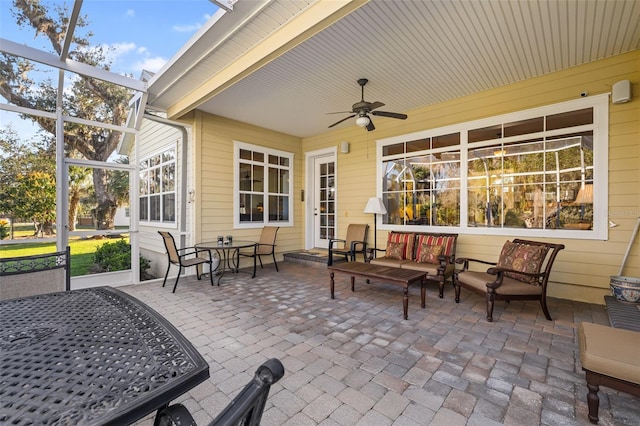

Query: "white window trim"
(376, 94), (609, 240)
(139, 143), (178, 228)
(233, 141), (294, 229)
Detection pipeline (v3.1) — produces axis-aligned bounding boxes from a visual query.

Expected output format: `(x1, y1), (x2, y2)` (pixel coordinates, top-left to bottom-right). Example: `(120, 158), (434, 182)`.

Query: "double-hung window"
(377, 95), (608, 239)
(139, 147), (176, 225)
(235, 142), (293, 228)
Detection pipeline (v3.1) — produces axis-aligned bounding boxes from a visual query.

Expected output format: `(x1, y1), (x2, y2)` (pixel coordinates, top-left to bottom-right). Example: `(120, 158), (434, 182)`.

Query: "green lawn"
(0, 237), (129, 277)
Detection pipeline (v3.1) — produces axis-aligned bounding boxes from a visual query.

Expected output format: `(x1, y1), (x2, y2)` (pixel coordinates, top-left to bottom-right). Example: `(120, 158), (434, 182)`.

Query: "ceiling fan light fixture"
(355, 115), (370, 127)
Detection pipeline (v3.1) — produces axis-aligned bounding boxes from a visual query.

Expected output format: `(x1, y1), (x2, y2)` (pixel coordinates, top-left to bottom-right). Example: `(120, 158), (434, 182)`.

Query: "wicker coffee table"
(328, 262), (426, 320)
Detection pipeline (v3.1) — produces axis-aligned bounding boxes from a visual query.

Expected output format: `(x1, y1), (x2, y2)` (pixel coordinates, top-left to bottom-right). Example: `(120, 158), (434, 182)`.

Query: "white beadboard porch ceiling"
(146, 0), (640, 138)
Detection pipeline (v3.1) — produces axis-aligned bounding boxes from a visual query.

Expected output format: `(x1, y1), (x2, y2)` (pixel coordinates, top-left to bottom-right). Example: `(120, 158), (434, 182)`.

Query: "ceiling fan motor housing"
(327, 78), (407, 131)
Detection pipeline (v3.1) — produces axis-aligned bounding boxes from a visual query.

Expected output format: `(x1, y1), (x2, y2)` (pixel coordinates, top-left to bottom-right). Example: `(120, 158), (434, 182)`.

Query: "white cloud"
(125, 9), (135, 18)
(132, 57), (167, 74)
(111, 42), (137, 55)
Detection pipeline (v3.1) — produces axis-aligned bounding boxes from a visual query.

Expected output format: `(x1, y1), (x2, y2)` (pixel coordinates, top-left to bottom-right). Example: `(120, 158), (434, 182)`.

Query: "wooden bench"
(578, 321), (640, 424)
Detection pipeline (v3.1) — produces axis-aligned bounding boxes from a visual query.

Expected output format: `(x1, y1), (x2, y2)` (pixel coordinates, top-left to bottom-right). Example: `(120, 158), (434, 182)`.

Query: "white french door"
(313, 155), (336, 248)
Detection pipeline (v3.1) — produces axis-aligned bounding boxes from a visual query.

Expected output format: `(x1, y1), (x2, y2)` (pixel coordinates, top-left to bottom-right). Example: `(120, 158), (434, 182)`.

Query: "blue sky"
(1, 1), (221, 141)
(1, 0), (220, 75)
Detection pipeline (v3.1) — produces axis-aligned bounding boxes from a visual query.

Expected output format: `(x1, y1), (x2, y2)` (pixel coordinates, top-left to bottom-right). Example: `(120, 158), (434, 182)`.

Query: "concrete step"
(283, 250), (329, 269)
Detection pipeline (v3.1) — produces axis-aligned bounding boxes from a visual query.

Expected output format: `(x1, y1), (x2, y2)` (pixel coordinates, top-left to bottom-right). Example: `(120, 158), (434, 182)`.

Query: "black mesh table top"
(0, 287), (209, 425)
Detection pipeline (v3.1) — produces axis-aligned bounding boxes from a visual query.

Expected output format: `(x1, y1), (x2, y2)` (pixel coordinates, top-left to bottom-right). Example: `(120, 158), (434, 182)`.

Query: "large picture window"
(139, 147), (176, 225)
(235, 142), (293, 228)
(378, 95), (608, 239)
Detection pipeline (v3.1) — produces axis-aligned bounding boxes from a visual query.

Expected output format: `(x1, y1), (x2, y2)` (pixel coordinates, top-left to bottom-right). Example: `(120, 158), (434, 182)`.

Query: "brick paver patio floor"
(124, 261), (639, 425)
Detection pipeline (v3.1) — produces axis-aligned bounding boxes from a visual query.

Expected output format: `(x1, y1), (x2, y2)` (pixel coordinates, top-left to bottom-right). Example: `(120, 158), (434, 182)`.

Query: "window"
(139, 147), (176, 225)
(377, 95), (608, 239)
(235, 142), (293, 227)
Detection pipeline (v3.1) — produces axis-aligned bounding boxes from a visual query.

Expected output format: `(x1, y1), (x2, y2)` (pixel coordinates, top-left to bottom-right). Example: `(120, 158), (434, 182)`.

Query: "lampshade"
(574, 184), (593, 205)
(364, 197), (387, 215)
(355, 115), (370, 127)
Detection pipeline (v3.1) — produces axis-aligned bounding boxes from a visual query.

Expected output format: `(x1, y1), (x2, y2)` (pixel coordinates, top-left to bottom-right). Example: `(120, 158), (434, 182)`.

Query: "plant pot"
(609, 275), (640, 303)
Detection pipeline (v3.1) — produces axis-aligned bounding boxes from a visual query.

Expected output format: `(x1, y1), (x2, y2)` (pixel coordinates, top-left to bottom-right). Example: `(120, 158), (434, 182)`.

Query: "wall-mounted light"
(341, 141), (350, 154)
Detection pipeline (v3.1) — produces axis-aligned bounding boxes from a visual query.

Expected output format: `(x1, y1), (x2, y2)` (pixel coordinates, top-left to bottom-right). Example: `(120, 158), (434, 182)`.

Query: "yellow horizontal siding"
(193, 113), (304, 268)
(302, 50), (639, 304)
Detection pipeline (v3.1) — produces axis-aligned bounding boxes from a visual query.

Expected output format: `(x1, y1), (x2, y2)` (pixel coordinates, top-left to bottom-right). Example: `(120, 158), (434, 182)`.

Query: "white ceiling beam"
(0, 38), (147, 92)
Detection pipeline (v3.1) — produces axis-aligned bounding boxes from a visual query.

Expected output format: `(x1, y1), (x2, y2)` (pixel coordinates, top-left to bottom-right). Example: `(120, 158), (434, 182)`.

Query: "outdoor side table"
(0, 287), (209, 425)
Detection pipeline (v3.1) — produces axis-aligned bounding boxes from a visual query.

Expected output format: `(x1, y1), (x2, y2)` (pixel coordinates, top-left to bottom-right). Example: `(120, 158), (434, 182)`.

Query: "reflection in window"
(236, 143), (293, 226)
(379, 100), (603, 234)
(382, 142), (461, 227)
(467, 134), (593, 230)
(139, 147), (176, 224)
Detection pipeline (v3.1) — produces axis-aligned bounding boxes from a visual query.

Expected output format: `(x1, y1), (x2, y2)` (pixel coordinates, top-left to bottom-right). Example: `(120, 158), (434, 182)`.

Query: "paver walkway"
(124, 261), (639, 425)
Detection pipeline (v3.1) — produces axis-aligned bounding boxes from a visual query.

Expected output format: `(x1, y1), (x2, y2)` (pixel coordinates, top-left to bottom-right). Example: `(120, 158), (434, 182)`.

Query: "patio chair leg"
(486, 293), (495, 322)
(252, 255), (257, 278)
(272, 252), (278, 272)
(586, 382), (600, 424)
(540, 296), (552, 320)
(208, 261), (215, 286)
(172, 267), (182, 293)
(162, 264), (171, 287)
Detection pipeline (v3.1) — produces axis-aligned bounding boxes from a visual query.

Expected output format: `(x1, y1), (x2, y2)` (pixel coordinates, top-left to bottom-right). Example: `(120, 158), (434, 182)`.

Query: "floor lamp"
(364, 197), (387, 258)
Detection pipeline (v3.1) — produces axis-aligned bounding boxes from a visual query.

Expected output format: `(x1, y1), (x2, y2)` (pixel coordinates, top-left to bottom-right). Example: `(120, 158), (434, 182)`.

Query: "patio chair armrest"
(455, 257), (496, 271)
(155, 403), (197, 426)
(350, 240), (366, 252)
(328, 238), (346, 250)
(366, 247), (386, 262)
(486, 267), (544, 279)
(177, 246), (212, 260)
(176, 246), (199, 255)
(436, 254), (453, 274)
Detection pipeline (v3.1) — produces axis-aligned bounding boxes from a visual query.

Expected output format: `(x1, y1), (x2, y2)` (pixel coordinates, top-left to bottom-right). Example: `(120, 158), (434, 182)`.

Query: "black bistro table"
(196, 240), (257, 284)
(0, 287), (209, 425)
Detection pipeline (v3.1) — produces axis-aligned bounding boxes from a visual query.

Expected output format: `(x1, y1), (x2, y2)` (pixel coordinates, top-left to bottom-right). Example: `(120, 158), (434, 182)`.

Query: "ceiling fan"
(328, 78), (408, 131)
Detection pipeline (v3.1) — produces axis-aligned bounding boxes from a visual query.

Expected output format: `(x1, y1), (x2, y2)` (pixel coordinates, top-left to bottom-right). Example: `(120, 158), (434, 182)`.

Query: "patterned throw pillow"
(387, 233), (414, 260)
(386, 242), (406, 260)
(415, 235), (456, 259)
(417, 243), (443, 264)
(497, 240), (547, 284)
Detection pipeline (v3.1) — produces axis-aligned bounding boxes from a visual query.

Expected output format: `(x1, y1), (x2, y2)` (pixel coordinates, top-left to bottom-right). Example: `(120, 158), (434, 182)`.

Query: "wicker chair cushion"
(497, 240), (547, 284)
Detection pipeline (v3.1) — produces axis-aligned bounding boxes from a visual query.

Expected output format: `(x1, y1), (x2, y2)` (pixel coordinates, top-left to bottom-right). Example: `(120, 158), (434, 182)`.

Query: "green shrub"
(92, 239), (151, 280)
(0, 219), (9, 240)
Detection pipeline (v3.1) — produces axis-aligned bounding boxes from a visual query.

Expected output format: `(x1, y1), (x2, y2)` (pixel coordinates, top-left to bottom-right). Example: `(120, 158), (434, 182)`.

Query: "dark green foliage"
(93, 239), (151, 280)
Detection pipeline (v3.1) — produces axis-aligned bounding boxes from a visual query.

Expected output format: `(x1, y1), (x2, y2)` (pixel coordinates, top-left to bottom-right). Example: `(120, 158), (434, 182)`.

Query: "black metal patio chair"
(158, 231), (215, 293)
(155, 358), (285, 426)
(0, 246), (71, 300)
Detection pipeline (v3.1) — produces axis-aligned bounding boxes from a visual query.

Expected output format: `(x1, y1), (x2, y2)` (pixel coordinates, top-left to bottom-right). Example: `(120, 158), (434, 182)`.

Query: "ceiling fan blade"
(369, 101), (385, 111)
(372, 110), (408, 120)
(328, 114), (356, 128)
(366, 119), (375, 132)
(327, 111), (355, 115)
